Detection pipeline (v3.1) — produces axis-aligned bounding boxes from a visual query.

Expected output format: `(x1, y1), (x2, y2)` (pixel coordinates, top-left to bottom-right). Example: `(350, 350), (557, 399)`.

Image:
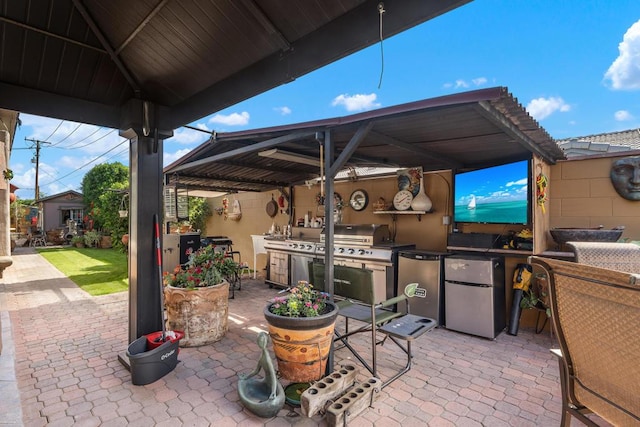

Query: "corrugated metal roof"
(164, 86), (565, 193)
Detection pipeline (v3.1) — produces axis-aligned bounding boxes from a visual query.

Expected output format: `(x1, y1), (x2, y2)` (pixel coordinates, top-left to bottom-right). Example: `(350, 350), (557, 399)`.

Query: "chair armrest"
(376, 294), (407, 309)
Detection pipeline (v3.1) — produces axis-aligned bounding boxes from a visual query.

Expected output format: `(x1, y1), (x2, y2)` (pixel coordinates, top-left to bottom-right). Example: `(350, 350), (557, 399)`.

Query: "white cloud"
(526, 96), (571, 120)
(455, 80), (469, 88)
(274, 106), (292, 115)
(208, 112), (250, 126)
(443, 77), (488, 89)
(604, 19), (640, 90)
(331, 93), (381, 112)
(11, 167), (35, 193)
(614, 110), (634, 121)
(58, 155), (83, 168)
(169, 127), (209, 145)
(506, 178), (528, 187)
(164, 148), (193, 167)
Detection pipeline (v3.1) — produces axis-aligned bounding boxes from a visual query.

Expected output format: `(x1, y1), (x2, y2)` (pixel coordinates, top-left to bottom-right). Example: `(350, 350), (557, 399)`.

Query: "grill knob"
(358, 249), (365, 255)
(337, 247), (344, 253)
(291, 243), (298, 249)
(306, 244), (312, 250)
(347, 248), (355, 255)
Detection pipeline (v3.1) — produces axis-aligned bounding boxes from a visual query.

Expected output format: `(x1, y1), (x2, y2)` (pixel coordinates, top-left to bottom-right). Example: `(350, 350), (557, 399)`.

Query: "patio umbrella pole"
(154, 213), (167, 342)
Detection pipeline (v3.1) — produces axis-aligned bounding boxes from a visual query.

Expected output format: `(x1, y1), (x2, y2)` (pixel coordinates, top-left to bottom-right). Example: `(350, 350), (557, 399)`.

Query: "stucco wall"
(201, 171), (454, 274)
(549, 153), (640, 244)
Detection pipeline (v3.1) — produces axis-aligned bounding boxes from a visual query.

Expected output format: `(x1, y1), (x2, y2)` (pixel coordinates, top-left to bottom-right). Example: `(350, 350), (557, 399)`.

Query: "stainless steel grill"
(318, 224), (392, 262)
(321, 224), (389, 247)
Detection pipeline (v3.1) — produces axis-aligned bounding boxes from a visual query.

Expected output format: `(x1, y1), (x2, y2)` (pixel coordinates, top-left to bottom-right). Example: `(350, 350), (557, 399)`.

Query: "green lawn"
(37, 247), (128, 296)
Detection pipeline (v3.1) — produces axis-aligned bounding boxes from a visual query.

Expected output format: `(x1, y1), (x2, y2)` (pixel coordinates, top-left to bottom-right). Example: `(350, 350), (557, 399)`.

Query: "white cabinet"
(267, 250), (288, 288)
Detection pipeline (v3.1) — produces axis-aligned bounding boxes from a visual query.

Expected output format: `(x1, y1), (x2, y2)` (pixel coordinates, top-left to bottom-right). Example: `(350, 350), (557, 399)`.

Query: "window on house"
(60, 208), (84, 227)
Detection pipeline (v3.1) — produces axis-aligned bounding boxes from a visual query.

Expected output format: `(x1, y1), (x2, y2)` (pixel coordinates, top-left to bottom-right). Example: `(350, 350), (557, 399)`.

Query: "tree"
(81, 162), (129, 233)
(189, 197), (212, 235)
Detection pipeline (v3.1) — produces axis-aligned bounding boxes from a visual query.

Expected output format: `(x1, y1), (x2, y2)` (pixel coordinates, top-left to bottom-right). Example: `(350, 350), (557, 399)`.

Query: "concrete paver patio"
(0, 247), (601, 426)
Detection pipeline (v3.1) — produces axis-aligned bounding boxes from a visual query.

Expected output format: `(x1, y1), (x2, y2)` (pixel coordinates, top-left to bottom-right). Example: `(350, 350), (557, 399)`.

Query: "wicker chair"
(566, 241), (640, 273)
(529, 256), (640, 426)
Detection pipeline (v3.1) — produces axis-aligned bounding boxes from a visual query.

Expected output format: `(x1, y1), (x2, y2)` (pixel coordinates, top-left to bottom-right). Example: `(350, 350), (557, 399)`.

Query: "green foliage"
(269, 281), (329, 318)
(70, 235), (84, 245)
(83, 230), (102, 247)
(36, 247), (128, 296)
(163, 245), (237, 289)
(81, 162), (129, 230)
(99, 184), (129, 252)
(520, 277), (552, 318)
(188, 196), (212, 234)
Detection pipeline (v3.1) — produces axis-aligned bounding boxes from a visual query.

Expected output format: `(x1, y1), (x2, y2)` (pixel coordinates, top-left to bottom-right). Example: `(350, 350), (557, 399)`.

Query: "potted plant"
(70, 235), (84, 248)
(163, 245), (234, 346)
(264, 281), (338, 383)
(520, 273), (551, 317)
(83, 230), (101, 248)
(99, 234), (112, 248)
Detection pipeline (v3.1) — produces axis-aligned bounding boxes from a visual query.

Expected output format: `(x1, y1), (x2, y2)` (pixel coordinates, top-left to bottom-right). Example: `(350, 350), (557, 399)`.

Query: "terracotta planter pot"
(121, 234), (129, 247)
(99, 236), (112, 248)
(263, 301), (338, 382)
(164, 281), (229, 347)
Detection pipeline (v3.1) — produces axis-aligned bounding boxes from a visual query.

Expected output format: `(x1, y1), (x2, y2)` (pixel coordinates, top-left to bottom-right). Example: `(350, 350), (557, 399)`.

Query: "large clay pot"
(99, 235), (112, 248)
(263, 301), (338, 382)
(164, 281), (229, 347)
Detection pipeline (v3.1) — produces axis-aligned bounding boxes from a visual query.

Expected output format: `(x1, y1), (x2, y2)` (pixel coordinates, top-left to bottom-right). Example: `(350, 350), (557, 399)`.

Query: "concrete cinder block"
(301, 363), (358, 417)
(325, 377), (383, 426)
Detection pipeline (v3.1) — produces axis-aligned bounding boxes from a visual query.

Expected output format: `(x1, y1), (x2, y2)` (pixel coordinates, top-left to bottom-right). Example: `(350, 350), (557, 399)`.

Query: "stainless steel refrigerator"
(444, 255), (505, 339)
(397, 250), (448, 326)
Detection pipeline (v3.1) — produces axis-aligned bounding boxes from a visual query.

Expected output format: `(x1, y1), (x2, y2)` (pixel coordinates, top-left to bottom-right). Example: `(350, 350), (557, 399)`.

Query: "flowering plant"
(163, 245), (237, 289)
(269, 281), (329, 317)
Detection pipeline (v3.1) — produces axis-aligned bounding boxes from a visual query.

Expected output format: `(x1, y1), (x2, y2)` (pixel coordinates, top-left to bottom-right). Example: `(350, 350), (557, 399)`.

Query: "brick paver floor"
(0, 247), (603, 426)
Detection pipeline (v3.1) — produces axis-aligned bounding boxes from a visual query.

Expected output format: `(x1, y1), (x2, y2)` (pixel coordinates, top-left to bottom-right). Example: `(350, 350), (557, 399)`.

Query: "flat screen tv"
(453, 159), (531, 225)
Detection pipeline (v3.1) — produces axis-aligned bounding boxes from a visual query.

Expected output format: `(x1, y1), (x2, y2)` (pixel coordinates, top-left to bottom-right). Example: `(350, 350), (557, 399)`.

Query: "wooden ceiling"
(0, 0), (471, 129)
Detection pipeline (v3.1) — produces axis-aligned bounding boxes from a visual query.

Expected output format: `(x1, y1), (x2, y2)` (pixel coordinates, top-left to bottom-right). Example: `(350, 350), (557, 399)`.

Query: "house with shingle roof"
(556, 128), (640, 158)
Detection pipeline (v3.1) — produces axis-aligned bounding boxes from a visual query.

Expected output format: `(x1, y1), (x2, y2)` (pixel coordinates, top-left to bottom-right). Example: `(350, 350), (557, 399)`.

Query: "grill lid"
(321, 224), (390, 246)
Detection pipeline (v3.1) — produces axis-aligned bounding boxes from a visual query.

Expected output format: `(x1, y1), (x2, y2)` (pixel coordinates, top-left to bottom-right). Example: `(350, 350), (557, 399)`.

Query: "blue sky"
(9, 0), (640, 200)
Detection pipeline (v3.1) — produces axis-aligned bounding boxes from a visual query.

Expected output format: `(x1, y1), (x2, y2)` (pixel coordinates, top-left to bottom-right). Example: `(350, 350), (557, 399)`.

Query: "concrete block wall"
(549, 153), (640, 242)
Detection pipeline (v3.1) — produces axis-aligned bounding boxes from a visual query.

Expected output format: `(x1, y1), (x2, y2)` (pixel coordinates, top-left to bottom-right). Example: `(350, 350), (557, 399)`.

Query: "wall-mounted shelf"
(373, 210), (430, 221)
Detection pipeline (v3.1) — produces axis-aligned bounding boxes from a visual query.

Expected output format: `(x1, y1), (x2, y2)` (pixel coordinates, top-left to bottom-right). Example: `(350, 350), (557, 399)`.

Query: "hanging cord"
(377, 3), (385, 89)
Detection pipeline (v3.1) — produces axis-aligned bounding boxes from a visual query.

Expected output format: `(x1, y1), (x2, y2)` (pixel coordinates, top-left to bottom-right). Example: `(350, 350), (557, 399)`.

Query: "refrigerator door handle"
(446, 280), (492, 288)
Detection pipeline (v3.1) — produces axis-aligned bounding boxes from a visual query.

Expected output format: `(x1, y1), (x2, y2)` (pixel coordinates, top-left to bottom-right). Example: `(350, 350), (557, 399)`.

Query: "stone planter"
(263, 301), (338, 382)
(164, 281), (229, 347)
(99, 235), (112, 248)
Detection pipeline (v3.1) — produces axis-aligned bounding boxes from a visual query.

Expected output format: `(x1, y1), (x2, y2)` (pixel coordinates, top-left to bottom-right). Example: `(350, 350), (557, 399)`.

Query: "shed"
(37, 190), (84, 232)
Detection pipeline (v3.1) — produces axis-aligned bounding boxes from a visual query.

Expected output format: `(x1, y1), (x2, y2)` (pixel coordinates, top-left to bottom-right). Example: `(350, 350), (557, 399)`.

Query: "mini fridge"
(397, 250), (448, 327)
(444, 255), (505, 339)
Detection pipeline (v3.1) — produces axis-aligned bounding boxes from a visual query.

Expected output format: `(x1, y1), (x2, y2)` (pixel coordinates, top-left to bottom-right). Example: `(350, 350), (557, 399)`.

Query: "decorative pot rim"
(166, 279), (229, 291)
(264, 300), (338, 330)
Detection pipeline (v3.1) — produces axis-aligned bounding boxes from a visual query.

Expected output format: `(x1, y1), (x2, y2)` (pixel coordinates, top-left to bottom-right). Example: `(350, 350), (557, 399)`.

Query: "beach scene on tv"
(454, 160), (529, 224)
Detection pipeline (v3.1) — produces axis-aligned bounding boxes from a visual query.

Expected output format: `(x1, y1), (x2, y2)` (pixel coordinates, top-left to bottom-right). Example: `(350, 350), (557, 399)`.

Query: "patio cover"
(0, 0), (471, 130)
(164, 86), (566, 194)
(0, 0), (473, 342)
